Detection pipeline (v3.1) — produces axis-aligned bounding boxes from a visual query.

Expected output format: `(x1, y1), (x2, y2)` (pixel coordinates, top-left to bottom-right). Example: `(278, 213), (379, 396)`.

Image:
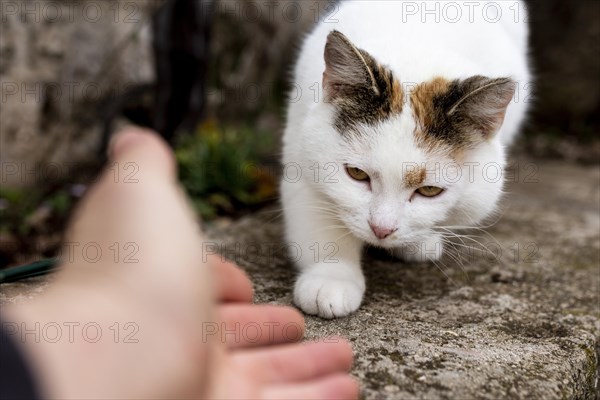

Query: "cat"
(281, 1), (531, 318)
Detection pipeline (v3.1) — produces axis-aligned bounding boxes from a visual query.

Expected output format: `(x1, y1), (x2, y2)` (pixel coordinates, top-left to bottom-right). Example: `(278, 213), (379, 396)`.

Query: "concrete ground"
(2, 156), (599, 399)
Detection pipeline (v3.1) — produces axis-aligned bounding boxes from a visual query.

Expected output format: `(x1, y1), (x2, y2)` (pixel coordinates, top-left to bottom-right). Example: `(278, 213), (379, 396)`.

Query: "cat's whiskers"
(435, 235), (470, 277)
(435, 223), (498, 246)
(434, 227), (509, 270)
(442, 207), (505, 232)
(443, 247), (467, 273)
(429, 256), (459, 287)
(434, 227), (495, 256)
(309, 224), (349, 236)
(333, 229), (356, 245)
(259, 203), (342, 224)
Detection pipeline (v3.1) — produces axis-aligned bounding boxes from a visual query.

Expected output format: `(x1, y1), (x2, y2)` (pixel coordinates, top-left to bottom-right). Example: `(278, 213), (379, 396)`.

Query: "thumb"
(108, 127), (177, 183)
(62, 127), (212, 313)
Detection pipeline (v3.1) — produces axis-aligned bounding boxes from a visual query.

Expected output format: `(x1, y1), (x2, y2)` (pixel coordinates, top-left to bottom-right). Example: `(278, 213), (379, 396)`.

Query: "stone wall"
(0, 0), (329, 187)
(528, 0), (600, 131)
(1, 0), (159, 187)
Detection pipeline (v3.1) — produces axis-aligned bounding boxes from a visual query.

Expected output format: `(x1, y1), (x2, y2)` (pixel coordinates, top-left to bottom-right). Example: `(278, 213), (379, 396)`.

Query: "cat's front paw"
(294, 272), (365, 319)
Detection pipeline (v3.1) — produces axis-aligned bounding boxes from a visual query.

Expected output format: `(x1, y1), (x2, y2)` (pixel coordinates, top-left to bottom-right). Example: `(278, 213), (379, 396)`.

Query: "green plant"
(0, 188), (72, 236)
(175, 121), (277, 219)
(0, 186), (75, 267)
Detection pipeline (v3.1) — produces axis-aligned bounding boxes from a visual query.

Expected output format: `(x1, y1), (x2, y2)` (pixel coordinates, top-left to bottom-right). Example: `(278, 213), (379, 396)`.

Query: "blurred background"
(0, 0), (599, 267)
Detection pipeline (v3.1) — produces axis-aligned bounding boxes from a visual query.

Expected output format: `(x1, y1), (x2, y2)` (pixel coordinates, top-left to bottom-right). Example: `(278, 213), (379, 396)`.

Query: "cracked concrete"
(1, 156), (599, 399)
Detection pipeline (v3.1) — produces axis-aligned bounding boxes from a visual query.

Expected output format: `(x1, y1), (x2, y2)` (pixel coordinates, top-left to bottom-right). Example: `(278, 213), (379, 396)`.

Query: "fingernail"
(108, 128), (148, 159)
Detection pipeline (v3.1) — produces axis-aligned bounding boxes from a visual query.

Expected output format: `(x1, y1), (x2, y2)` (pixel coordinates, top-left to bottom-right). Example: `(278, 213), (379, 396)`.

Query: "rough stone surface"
(1, 156), (599, 399)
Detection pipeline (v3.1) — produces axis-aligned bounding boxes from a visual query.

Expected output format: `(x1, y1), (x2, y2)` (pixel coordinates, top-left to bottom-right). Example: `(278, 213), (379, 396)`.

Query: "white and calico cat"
(281, 1), (530, 318)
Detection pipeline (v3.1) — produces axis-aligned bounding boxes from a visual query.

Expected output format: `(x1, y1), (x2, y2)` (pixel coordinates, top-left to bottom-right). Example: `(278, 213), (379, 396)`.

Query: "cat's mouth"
(361, 232), (402, 249)
(359, 228), (428, 250)
(343, 220), (424, 249)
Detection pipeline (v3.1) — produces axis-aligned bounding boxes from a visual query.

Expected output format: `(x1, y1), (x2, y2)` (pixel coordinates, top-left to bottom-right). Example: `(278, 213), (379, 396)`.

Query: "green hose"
(0, 258), (57, 284)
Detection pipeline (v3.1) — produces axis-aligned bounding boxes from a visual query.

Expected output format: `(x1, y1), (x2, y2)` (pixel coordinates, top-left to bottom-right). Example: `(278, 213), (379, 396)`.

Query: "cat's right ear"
(323, 30), (381, 102)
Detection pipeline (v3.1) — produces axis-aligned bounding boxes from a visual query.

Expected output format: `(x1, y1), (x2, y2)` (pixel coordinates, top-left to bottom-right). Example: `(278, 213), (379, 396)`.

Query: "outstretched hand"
(3, 128), (358, 399)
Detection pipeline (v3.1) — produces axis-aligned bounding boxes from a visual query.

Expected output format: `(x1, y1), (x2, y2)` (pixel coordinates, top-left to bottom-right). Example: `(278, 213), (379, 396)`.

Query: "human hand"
(2, 128), (358, 399)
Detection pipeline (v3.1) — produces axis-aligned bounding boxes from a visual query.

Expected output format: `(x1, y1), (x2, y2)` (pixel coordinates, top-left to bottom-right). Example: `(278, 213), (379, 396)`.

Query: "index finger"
(209, 256), (254, 302)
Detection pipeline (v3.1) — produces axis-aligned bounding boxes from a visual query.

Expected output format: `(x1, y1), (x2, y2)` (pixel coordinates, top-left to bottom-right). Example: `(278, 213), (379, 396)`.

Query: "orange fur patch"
(410, 77), (451, 129)
(409, 75), (515, 157)
(409, 77), (456, 155)
(403, 166), (426, 187)
(389, 77), (404, 115)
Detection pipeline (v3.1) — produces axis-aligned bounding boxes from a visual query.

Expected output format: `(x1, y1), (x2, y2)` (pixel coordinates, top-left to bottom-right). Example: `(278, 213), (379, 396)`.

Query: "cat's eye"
(416, 186), (444, 197)
(345, 166), (370, 182)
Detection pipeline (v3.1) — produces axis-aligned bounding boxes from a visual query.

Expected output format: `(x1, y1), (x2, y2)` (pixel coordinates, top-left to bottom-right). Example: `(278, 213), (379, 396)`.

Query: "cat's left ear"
(448, 76), (516, 139)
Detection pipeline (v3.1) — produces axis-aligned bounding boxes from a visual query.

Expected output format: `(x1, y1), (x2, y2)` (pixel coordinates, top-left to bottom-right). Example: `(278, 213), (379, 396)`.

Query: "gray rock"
(1, 157), (598, 399)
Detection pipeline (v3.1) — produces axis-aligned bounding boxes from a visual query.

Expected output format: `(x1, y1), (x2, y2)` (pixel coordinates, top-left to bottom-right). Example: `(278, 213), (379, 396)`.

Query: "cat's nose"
(369, 223), (397, 239)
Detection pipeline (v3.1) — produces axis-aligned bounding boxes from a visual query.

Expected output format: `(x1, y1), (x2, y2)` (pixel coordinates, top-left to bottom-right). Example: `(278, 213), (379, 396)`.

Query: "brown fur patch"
(410, 75), (516, 155)
(388, 77), (404, 115)
(323, 31), (403, 134)
(410, 77), (455, 155)
(403, 166), (426, 187)
(410, 77), (451, 131)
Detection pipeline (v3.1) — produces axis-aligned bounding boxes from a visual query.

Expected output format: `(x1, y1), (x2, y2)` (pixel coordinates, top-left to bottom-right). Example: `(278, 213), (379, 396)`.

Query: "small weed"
(175, 120), (278, 219)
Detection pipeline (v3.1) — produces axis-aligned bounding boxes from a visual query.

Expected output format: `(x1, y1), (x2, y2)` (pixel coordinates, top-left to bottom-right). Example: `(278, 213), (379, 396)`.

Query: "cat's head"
(312, 30), (516, 250)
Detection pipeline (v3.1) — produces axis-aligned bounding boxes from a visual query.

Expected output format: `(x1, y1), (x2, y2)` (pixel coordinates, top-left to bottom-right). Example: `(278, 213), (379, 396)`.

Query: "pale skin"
(1, 128), (359, 399)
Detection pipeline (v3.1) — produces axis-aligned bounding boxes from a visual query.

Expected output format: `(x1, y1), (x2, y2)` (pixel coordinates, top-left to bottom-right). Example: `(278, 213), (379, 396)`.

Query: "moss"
(417, 357), (446, 371)
(364, 347), (405, 366)
(496, 319), (570, 339)
(579, 344), (598, 396)
(388, 350), (405, 364)
(403, 368), (421, 382)
(364, 370), (396, 387)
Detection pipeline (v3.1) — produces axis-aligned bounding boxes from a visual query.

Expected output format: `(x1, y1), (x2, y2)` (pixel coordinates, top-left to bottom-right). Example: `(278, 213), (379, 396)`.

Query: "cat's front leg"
(392, 233), (444, 263)
(282, 183), (365, 318)
(293, 248), (365, 319)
